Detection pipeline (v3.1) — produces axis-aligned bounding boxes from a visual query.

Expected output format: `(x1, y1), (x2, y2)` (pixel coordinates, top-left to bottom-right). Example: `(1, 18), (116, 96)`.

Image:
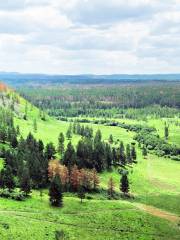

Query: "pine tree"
(131, 145), (137, 162)
(49, 175), (63, 207)
(107, 177), (115, 199)
(63, 142), (76, 171)
(33, 119), (37, 132)
(142, 146), (147, 158)
(20, 167), (31, 196)
(108, 134), (114, 144)
(45, 142), (56, 160)
(120, 174), (129, 196)
(58, 132), (65, 157)
(2, 166), (15, 191)
(164, 123), (169, 139)
(119, 141), (126, 165)
(94, 130), (102, 145)
(66, 124), (72, 140)
(126, 144), (132, 163)
(78, 185), (85, 203)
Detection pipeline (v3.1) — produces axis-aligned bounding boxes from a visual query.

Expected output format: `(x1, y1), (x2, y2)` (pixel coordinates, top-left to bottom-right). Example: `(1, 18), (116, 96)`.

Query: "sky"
(0, 0), (179, 74)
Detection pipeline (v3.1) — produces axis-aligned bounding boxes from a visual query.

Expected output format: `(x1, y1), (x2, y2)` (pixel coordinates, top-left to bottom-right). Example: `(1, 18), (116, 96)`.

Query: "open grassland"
(0, 193), (180, 240)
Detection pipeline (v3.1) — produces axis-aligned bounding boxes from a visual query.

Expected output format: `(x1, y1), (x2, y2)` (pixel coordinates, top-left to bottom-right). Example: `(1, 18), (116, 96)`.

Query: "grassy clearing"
(0, 193), (179, 240)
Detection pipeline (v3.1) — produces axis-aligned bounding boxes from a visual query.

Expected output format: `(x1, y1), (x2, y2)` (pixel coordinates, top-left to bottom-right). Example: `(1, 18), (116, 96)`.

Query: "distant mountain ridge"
(0, 72), (180, 86)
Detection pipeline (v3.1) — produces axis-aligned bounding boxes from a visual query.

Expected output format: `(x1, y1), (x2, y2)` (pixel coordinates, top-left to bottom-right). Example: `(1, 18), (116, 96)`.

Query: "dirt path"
(132, 202), (180, 223)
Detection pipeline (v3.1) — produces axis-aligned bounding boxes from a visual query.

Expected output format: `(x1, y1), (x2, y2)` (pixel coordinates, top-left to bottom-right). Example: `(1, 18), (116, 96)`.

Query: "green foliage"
(49, 175), (63, 207)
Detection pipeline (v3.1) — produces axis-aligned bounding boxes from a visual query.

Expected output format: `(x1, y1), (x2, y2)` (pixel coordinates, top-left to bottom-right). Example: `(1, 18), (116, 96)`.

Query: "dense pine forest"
(19, 83), (180, 119)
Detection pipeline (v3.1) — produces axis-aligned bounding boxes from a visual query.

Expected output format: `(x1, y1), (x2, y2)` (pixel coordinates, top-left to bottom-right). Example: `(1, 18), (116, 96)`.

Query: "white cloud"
(0, 0), (179, 74)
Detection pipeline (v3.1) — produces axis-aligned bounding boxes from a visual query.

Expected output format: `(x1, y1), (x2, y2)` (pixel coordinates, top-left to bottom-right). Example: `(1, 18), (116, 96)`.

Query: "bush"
(0, 189), (26, 201)
(171, 156), (180, 161)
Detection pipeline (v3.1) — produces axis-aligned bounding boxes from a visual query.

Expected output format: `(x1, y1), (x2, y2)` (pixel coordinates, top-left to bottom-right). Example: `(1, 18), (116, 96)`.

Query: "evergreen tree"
(49, 175), (63, 207)
(2, 166), (15, 191)
(66, 124), (72, 139)
(20, 167), (31, 196)
(94, 130), (102, 145)
(119, 141), (126, 165)
(164, 123), (169, 139)
(58, 132), (65, 157)
(105, 143), (113, 170)
(108, 134), (114, 144)
(63, 142), (76, 171)
(45, 142), (56, 160)
(107, 177), (115, 199)
(33, 119), (37, 132)
(120, 174), (129, 195)
(142, 146), (147, 158)
(78, 185), (85, 203)
(126, 144), (132, 163)
(131, 145), (137, 162)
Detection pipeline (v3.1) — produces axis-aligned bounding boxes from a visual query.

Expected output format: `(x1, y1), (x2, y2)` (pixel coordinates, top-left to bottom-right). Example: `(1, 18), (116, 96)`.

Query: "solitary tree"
(78, 185), (85, 203)
(120, 174), (129, 196)
(66, 124), (72, 140)
(33, 119), (37, 132)
(164, 123), (169, 139)
(107, 177), (115, 199)
(49, 174), (63, 207)
(108, 134), (114, 144)
(142, 146), (147, 158)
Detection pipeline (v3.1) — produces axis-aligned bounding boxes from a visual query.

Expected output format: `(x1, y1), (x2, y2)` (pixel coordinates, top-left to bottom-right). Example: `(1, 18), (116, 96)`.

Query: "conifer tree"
(126, 144), (132, 163)
(119, 141), (126, 165)
(58, 132), (65, 157)
(49, 175), (63, 207)
(131, 145), (137, 162)
(107, 177), (115, 199)
(120, 174), (129, 196)
(63, 142), (76, 171)
(33, 119), (37, 132)
(142, 146), (147, 158)
(78, 185), (85, 203)
(2, 166), (15, 191)
(20, 167), (31, 196)
(108, 134), (114, 144)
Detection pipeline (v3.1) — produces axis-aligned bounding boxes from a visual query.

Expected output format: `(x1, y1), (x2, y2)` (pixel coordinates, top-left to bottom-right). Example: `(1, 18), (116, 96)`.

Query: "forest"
(19, 83), (180, 119)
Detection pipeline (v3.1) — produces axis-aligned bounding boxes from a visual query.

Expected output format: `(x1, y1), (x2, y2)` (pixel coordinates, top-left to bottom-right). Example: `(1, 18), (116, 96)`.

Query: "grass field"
(0, 193), (180, 240)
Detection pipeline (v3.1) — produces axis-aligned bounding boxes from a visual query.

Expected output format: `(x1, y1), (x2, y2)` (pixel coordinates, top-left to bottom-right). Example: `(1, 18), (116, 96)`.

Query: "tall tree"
(63, 142), (76, 171)
(49, 175), (63, 207)
(142, 145), (148, 158)
(164, 123), (169, 139)
(78, 185), (85, 203)
(119, 141), (126, 165)
(120, 174), (129, 196)
(58, 132), (65, 157)
(126, 144), (132, 164)
(20, 167), (31, 196)
(107, 177), (115, 199)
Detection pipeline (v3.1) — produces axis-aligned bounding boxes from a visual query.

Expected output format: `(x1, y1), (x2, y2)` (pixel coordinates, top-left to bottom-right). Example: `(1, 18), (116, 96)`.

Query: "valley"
(0, 81), (180, 239)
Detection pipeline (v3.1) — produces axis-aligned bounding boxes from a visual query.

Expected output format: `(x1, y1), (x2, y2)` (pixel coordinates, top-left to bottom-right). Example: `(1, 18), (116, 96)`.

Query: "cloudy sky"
(0, 0), (179, 74)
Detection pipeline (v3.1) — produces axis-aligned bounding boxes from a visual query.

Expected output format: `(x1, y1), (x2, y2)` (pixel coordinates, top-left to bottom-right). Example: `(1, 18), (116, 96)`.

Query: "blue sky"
(0, 0), (179, 74)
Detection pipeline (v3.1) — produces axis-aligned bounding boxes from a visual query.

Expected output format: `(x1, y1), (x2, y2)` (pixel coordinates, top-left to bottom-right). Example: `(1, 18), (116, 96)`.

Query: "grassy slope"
(14, 99), (180, 214)
(1, 95), (180, 239)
